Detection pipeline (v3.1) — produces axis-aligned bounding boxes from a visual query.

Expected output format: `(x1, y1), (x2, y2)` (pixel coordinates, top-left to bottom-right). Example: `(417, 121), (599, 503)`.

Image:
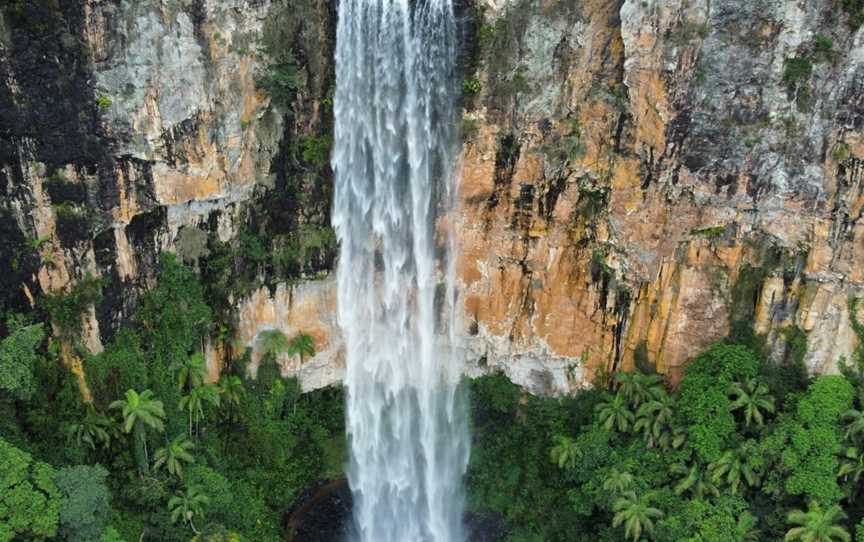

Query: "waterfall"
(331, 0), (469, 540)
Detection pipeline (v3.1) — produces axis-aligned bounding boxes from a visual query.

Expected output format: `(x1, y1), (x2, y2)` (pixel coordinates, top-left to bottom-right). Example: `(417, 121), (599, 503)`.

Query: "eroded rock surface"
(3, 0), (864, 394)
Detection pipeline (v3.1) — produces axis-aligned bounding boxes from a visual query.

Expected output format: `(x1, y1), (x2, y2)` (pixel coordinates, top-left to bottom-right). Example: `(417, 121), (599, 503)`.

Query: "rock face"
(2, 0), (864, 395)
(457, 0), (864, 393)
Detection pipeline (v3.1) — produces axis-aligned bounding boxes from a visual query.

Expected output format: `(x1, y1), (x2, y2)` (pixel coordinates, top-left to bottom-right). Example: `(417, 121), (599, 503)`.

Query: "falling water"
(331, 0), (468, 540)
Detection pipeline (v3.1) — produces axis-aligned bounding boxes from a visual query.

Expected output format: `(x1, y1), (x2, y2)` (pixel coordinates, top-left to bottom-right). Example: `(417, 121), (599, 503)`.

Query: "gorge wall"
(3, 0), (864, 395)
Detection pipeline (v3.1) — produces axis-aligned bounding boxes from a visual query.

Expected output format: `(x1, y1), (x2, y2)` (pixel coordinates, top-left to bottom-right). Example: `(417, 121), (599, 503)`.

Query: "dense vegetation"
(0, 254), (344, 541)
(467, 337), (864, 541)
(5, 251), (864, 541)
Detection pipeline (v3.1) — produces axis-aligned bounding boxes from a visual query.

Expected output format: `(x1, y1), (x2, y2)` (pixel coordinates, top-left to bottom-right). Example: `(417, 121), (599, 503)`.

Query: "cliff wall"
(3, 0), (864, 394)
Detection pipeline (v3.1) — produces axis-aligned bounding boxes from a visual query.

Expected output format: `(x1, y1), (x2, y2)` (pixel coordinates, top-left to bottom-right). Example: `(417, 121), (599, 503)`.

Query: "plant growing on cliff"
(43, 274), (104, 340)
(257, 48), (301, 110)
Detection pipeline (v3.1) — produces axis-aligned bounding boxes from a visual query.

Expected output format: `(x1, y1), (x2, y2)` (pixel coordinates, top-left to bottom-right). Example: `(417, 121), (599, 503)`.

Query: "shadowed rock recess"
(3, 0), (864, 394)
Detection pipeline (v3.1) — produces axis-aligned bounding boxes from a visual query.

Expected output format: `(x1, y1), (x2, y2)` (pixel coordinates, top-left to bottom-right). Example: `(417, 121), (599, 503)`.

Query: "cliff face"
(457, 0), (864, 393)
(2, 0), (864, 394)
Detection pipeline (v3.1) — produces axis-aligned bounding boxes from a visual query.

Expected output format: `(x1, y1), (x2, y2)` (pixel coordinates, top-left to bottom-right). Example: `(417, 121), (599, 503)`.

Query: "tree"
(838, 445), (864, 498)
(154, 436), (196, 478)
(169, 485), (209, 534)
(257, 329), (289, 361)
(595, 393), (635, 433)
(843, 400), (864, 442)
(287, 332), (315, 365)
(673, 463), (720, 499)
(615, 371), (664, 409)
(734, 511), (761, 542)
(634, 390), (677, 448)
(549, 435), (579, 470)
(729, 378), (776, 427)
(54, 465), (112, 542)
(218, 375), (245, 424)
(602, 468), (634, 496)
(785, 502), (850, 542)
(180, 384), (220, 437)
(0, 318), (44, 400)
(0, 437), (61, 541)
(65, 405), (114, 451)
(218, 375), (244, 408)
(612, 491), (663, 542)
(171, 353), (207, 392)
(109, 389), (165, 471)
(708, 443), (760, 494)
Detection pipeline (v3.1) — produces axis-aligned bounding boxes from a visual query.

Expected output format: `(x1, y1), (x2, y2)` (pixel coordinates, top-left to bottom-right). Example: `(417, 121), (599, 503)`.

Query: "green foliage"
(256, 329), (289, 360)
(85, 329), (146, 406)
(677, 342), (760, 462)
(785, 502), (851, 542)
(813, 34), (835, 62)
(42, 274), (104, 339)
(54, 465), (112, 542)
(463, 77), (482, 95)
(52, 203), (94, 241)
(0, 317), (45, 400)
(109, 389), (166, 472)
(612, 491), (663, 541)
(843, 0), (864, 29)
(99, 527), (126, 542)
(0, 436), (61, 541)
(299, 134), (332, 168)
(153, 436), (196, 478)
(776, 376), (854, 503)
(257, 49), (302, 110)
(96, 95), (112, 110)
(137, 253), (212, 367)
(783, 57), (813, 89)
(466, 374), (581, 539)
(168, 485), (209, 532)
(690, 225), (725, 240)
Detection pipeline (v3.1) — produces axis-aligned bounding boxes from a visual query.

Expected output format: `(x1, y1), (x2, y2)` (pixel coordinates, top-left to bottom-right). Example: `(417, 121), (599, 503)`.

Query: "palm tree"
(257, 329), (289, 360)
(179, 383), (220, 437)
(218, 375), (245, 423)
(729, 378), (775, 427)
(550, 435), (579, 470)
(602, 468), (634, 495)
(784, 502), (850, 542)
(66, 405), (113, 450)
(734, 511), (761, 542)
(170, 353), (207, 392)
(838, 445), (864, 499)
(595, 393), (635, 433)
(672, 463), (720, 499)
(109, 389), (165, 470)
(708, 443), (759, 494)
(615, 372), (664, 409)
(288, 332), (315, 386)
(168, 485), (209, 534)
(218, 375), (244, 407)
(634, 390), (676, 448)
(612, 491), (664, 542)
(154, 435), (196, 478)
(842, 403), (864, 442)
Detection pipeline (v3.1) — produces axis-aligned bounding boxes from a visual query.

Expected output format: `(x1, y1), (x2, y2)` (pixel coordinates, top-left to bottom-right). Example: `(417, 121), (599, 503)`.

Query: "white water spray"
(331, 0), (468, 540)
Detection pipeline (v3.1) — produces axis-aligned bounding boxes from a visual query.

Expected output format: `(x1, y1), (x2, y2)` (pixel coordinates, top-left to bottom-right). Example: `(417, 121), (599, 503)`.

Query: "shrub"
(0, 437), (61, 540)
(42, 274), (104, 340)
(54, 465), (112, 542)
